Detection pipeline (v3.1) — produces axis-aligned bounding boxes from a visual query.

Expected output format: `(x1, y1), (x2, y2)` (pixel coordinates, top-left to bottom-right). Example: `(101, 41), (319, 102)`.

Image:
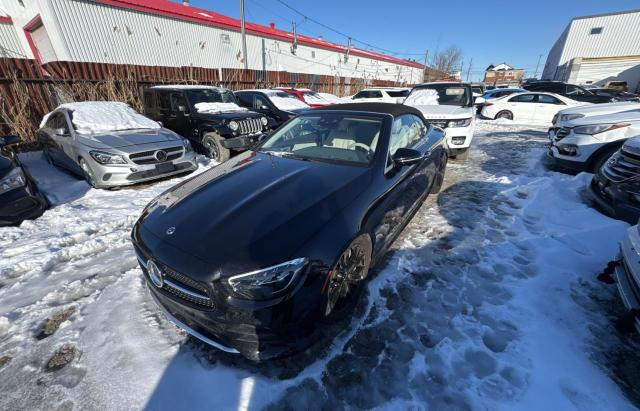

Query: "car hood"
(192, 111), (264, 122)
(0, 152), (15, 178)
(139, 151), (372, 277)
(410, 105), (473, 119)
(566, 109), (640, 127)
(76, 128), (182, 149)
(559, 101), (639, 117)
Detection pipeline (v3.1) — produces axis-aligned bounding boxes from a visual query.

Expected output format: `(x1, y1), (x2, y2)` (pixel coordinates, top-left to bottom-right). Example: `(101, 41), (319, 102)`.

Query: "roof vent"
(183, 0), (189, 6)
(269, 22), (275, 29)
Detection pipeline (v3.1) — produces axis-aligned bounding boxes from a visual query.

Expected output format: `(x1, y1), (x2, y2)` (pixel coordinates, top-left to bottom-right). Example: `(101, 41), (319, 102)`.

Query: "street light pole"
(240, 0), (248, 70)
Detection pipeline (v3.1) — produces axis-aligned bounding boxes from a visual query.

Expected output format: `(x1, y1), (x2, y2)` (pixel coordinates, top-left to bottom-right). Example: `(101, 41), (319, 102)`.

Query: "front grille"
(160, 264), (215, 309)
(602, 147), (640, 183)
(238, 118), (263, 135)
(554, 127), (570, 141)
(130, 146), (184, 165)
(428, 120), (449, 129)
(126, 161), (193, 181)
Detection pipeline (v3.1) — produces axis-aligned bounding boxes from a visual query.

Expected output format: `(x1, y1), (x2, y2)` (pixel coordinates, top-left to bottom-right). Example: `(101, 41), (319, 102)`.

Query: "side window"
(45, 112), (61, 129)
(388, 115), (424, 158)
(371, 91), (383, 98)
(235, 93), (252, 107)
(157, 91), (171, 110)
(566, 85), (585, 96)
(509, 94), (536, 103)
(254, 95), (269, 110)
(46, 112), (70, 133)
(353, 91), (368, 99)
(170, 92), (187, 111)
(143, 91), (155, 109)
(538, 94), (562, 104)
(354, 90), (383, 99)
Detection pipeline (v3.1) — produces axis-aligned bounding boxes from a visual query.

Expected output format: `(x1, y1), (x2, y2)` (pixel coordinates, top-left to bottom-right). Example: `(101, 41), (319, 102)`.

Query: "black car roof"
(312, 102), (426, 119)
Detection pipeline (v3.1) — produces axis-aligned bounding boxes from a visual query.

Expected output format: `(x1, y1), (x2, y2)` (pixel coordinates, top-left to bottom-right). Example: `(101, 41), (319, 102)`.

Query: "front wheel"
(202, 133), (230, 163)
(79, 158), (102, 189)
(589, 145), (620, 173)
(495, 110), (513, 120)
(321, 234), (373, 322)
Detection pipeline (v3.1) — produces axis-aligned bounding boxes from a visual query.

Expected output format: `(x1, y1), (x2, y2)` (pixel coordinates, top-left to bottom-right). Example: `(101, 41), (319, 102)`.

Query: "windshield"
(405, 84), (471, 107)
(61, 102), (160, 134)
(386, 90), (410, 98)
(260, 114), (383, 165)
(302, 91), (328, 104)
(267, 91), (310, 111)
(185, 89), (237, 106)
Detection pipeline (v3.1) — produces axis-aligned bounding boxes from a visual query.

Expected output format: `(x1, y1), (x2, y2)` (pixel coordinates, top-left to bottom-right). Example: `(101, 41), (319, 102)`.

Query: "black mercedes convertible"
(131, 103), (448, 360)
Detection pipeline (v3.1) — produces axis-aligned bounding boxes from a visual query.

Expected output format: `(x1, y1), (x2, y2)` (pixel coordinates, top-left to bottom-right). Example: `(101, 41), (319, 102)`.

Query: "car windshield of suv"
(404, 85), (471, 107)
(260, 114), (382, 165)
(184, 89), (237, 106)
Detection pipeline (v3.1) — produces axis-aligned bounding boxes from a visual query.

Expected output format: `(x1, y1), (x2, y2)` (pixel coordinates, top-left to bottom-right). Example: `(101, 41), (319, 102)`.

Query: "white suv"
(549, 109), (640, 172)
(404, 82), (475, 160)
(549, 101), (640, 139)
(351, 88), (410, 104)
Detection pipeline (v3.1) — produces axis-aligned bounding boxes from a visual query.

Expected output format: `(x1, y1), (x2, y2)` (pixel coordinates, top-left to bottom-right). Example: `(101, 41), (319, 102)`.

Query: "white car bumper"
(443, 123), (474, 151)
(616, 226), (640, 332)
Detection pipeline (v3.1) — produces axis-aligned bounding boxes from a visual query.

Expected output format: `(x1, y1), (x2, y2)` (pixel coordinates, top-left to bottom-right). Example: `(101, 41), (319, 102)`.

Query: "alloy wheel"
(325, 243), (368, 316)
(204, 137), (220, 162)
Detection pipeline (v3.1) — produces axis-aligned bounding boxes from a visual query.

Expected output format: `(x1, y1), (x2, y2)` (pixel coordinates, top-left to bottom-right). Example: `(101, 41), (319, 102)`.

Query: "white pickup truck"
(404, 82), (475, 160)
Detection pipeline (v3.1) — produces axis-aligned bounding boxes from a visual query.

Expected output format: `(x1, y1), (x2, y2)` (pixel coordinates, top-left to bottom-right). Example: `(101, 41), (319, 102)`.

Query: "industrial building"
(0, 0), (424, 83)
(542, 9), (640, 91)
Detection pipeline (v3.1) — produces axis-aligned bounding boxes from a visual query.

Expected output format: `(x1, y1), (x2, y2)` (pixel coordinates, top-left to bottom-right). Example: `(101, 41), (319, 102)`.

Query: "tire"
(202, 133), (230, 163)
(431, 167), (446, 194)
(495, 110), (513, 120)
(321, 234), (373, 322)
(79, 158), (102, 189)
(454, 149), (469, 161)
(589, 145), (620, 173)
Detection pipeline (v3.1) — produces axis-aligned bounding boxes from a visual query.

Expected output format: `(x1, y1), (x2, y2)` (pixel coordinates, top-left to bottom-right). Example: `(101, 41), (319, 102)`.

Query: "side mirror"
(157, 121), (164, 127)
(392, 148), (423, 167)
(474, 97), (486, 105)
(0, 135), (20, 146)
(53, 128), (68, 136)
(178, 105), (187, 112)
(260, 105), (270, 110)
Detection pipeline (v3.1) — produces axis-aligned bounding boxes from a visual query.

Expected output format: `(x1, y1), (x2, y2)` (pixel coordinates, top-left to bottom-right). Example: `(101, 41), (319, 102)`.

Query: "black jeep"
(143, 86), (271, 162)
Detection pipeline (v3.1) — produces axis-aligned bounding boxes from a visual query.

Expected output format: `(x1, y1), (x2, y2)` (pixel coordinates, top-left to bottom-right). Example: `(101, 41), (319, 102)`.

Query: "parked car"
(481, 88), (527, 101)
(317, 92), (350, 105)
(478, 92), (584, 123)
(404, 82), (475, 160)
(235, 89), (310, 129)
(38, 102), (198, 189)
(549, 102), (640, 140)
(143, 85), (271, 162)
(523, 81), (616, 104)
(590, 88), (640, 102)
(274, 87), (333, 107)
(588, 136), (640, 224)
(548, 109), (640, 172)
(614, 222), (640, 332)
(131, 103), (448, 360)
(351, 87), (410, 104)
(604, 81), (628, 92)
(0, 135), (48, 226)
(471, 83), (485, 97)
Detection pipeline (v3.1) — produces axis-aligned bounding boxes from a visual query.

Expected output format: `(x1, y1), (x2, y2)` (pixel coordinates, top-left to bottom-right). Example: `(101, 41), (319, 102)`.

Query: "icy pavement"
(1, 120), (640, 410)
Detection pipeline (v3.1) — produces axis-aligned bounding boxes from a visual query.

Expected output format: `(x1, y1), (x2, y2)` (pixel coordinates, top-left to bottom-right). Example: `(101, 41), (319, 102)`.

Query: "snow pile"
(57, 102), (160, 134)
(318, 93), (350, 104)
(404, 89), (439, 106)
(194, 102), (248, 114)
(266, 92), (310, 110)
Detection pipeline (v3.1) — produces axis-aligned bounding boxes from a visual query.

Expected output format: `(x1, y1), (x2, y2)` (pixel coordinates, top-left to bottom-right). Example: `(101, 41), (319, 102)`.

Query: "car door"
(58, 111), (84, 173)
(533, 94), (566, 123)
(254, 94), (284, 124)
(506, 93), (537, 120)
(165, 92), (190, 137)
(155, 90), (173, 130)
(371, 114), (433, 254)
(39, 112), (65, 164)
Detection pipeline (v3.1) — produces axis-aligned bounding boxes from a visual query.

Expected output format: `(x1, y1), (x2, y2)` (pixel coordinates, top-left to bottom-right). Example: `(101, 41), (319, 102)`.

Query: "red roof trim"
(94, 0), (423, 69)
(0, 16), (12, 24)
(23, 14), (43, 31)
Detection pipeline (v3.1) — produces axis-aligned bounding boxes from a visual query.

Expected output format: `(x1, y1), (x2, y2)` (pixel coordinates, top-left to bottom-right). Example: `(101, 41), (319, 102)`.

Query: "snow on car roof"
(57, 101), (160, 134)
(150, 85), (225, 90)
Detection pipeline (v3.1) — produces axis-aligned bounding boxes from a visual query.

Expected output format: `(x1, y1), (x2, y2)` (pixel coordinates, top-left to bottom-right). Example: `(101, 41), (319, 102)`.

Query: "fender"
(587, 140), (625, 169)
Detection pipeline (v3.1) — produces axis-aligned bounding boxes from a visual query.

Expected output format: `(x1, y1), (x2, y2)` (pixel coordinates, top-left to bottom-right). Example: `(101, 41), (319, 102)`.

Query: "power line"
(272, 0), (425, 58)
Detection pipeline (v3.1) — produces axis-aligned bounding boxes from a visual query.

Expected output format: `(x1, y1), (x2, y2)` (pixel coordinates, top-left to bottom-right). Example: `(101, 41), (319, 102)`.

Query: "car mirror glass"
(178, 105), (187, 112)
(392, 148), (423, 167)
(54, 128), (68, 136)
(261, 105), (270, 110)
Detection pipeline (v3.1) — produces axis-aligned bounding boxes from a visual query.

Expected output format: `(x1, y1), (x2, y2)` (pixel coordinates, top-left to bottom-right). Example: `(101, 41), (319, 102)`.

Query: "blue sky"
(189, 0), (640, 81)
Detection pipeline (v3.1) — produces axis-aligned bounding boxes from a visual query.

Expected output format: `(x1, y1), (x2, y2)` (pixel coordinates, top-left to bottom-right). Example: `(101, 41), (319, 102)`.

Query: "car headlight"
(89, 150), (127, 165)
(227, 257), (307, 300)
(447, 118), (472, 128)
(228, 121), (239, 131)
(560, 113), (584, 122)
(573, 123), (630, 135)
(556, 143), (579, 156)
(260, 117), (268, 126)
(0, 168), (26, 195)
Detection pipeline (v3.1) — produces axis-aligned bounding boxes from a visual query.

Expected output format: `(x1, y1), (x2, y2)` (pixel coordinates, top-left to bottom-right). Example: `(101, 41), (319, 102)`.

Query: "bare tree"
(433, 46), (463, 75)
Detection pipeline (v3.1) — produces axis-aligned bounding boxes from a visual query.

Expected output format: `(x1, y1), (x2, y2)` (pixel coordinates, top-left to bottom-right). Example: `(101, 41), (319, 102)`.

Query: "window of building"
(590, 27), (603, 35)
(220, 33), (231, 45)
(311, 51), (316, 59)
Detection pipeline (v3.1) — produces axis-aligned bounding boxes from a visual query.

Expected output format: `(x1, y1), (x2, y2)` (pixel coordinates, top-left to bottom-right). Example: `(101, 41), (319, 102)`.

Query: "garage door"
(576, 56), (640, 91)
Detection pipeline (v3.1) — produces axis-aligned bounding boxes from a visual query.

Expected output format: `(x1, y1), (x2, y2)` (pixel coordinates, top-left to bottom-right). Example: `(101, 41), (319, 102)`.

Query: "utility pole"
(533, 54), (543, 79)
(422, 50), (429, 83)
(240, 0), (248, 69)
(466, 58), (473, 82)
(290, 21), (298, 55)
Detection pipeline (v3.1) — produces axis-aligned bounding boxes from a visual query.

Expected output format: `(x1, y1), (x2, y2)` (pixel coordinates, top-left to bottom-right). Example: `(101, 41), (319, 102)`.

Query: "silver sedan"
(38, 102), (198, 189)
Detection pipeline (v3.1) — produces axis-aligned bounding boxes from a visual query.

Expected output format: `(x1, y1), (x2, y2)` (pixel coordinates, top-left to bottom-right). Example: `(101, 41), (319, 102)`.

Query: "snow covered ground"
(1, 120), (640, 410)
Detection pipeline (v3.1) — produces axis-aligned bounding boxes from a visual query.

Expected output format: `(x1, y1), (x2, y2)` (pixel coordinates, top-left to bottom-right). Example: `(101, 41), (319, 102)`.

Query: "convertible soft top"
(312, 102), (426, 120)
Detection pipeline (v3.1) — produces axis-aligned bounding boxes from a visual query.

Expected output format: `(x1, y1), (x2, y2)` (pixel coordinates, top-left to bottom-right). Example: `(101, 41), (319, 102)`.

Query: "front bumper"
(615, 227), (640, 332)
(588, 173), (640, 224)
(92, 151), (198, 187)
(131, 225), (323, 361)
(221, 133), (264, 150)
(443, 123), (474, 151)
(547, 146), (589, 172)
(0, 182), (47, 226)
